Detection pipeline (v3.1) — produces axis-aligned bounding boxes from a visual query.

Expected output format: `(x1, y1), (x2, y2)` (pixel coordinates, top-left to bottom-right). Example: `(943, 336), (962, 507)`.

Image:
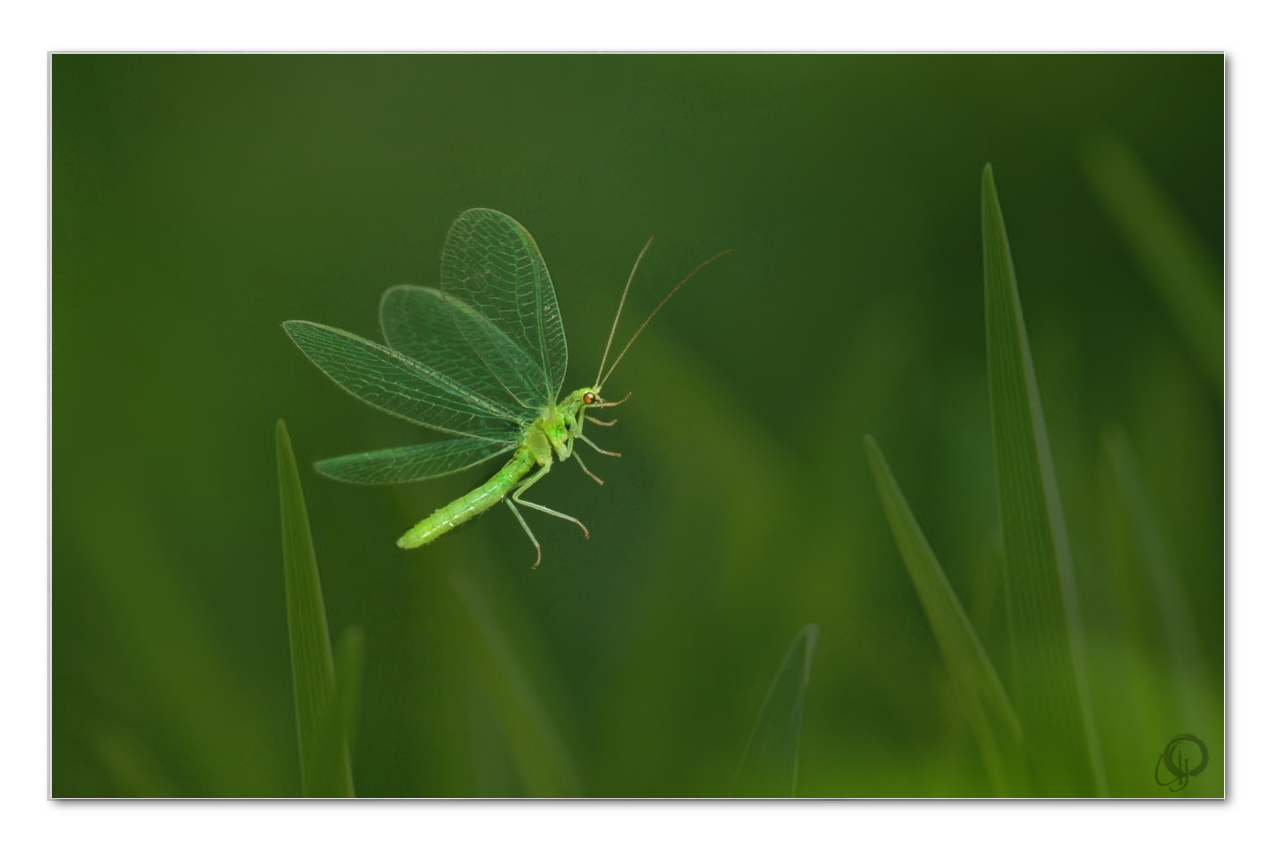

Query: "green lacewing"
(284, 208), (731, 567)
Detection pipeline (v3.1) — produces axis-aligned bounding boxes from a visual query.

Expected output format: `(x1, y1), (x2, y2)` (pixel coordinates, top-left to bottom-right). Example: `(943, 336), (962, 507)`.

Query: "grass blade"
(1101, 428), (1212, 711)
(864, 435), (1024, 795)
(982, 166), (1106, 796)
(333, 626), (366, 761)
(63, 483), (292, 796)
(735, 624), (818, 798)
(275, 419), (354, 797)
(1081, 131), (1223, 392)
(451, 571), (581, 797)
(1095, 426), (1223, 795)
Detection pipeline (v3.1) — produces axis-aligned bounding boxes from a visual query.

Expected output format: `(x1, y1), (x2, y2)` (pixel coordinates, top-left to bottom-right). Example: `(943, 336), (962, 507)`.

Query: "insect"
(284, 208), (730, 567)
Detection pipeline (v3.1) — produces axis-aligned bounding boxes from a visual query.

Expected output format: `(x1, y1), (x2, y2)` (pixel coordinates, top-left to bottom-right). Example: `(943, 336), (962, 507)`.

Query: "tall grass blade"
(981, 166), (1106, 796)
(864, 435), (1024, 795)
(451, 571), (581, 797)
(275, 419), (354, 797)
(735, 624), (818, 798)
(1081, 132), (1223, 392)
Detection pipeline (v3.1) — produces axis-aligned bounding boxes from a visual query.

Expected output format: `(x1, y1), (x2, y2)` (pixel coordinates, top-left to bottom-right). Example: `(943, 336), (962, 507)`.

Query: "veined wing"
(380, 285), (544, 415)
(440, 209), (568, 407)
(283, 320), (525, 441)
(315, 436), (515, 485)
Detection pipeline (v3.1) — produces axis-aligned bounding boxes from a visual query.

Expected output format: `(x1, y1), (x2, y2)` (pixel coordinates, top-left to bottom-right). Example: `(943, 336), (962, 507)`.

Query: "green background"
(53, 55), (1223, 797)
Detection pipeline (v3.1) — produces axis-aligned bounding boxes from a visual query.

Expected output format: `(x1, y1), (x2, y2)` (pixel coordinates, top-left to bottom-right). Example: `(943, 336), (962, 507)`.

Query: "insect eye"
(584, 392), (597, 405)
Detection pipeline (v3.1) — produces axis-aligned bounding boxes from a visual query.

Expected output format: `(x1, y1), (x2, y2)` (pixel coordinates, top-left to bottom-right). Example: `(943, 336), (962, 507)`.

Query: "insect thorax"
(526, 386), (597, 464)
(530, 404), (572, 464)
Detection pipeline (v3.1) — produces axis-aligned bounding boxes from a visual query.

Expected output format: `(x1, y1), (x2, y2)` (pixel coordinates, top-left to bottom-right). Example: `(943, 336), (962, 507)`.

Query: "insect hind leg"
(505, 499), (543, 569)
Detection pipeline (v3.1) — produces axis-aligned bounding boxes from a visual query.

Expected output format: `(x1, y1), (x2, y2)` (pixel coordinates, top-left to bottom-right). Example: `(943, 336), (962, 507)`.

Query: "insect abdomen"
(396, 450), (535, 549)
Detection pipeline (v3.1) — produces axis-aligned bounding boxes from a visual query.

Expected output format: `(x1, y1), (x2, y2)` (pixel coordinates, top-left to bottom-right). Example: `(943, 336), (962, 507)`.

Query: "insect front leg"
(511, 462), (591, 540)
(579, 391), (629, 453)
(569, 409), (618, 464)
(590, 391), (631, 409)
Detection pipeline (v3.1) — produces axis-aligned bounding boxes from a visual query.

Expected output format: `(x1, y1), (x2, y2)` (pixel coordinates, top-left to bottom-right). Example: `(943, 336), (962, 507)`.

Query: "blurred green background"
(53, 55), (1223, 797)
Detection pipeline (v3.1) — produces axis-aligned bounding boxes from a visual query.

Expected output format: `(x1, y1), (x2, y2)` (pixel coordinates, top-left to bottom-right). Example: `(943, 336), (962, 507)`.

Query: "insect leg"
(579, 393), (627, 449)
(572, 450), (604, 485)
(504, 498), (543, 569)
(590, 391), (631, 408)
(578, 433), (621, 458)
(511, 463), (590, 540)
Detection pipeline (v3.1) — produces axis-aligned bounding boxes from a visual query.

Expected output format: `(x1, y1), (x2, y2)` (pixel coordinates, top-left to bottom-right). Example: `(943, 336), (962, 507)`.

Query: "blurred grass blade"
(1101, 428), (1211, 715)
(864, 435), (1024, 795)
(451, 571), (581, 797)
(735, 624), (818, 798)
(275, 419), (354, 797)
(969, 530), (1008, 659)
(982, 166), (1106, 796)
(1096, 427), (1223, 795)
(1081, 131), (1223, 392)
(333, 626), (366, 757)
(66, 482), (293, 796)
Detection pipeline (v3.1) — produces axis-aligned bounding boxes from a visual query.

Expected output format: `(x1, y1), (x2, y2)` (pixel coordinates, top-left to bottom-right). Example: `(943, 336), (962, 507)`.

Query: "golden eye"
(583, 392), (597, 405)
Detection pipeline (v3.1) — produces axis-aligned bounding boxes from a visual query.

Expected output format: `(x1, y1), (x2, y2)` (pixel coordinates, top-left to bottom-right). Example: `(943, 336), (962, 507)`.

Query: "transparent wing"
(380, 285), (544, 415)
(283, 320), (525, 441)
(314, 436), (515, 485)
(439, 209), (568, 407)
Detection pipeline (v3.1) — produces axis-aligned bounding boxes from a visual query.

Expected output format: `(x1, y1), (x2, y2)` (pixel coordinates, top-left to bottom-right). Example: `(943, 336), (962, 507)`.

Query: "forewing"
(380, 285), (544, 415)
(283, 320), (524, 440)
(440, 209), (567, 406)
(315, 436), (514, 485)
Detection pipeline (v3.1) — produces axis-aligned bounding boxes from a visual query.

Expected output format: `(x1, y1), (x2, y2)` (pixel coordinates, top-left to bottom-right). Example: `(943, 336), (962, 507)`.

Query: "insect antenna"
(597, 248), (735, 392)
(595, 234), (655, 389)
